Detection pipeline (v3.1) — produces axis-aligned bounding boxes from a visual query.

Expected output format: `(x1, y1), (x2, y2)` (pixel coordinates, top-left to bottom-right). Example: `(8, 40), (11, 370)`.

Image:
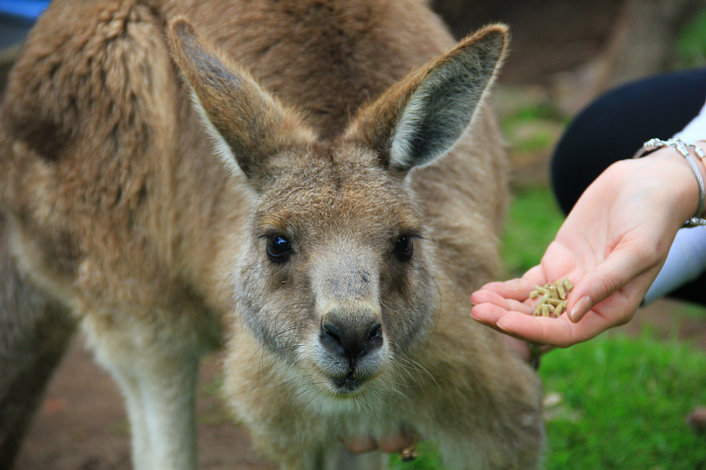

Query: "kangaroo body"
(0, 1), (543, 469)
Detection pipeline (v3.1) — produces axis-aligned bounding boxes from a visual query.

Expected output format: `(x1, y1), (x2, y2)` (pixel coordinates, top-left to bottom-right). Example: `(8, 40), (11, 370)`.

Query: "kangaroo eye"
(266, 234), (292, 262)
(393, 234), (414, 261)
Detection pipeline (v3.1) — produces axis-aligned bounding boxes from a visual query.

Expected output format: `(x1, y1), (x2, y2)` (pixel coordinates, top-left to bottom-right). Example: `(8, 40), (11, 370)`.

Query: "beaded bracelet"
(633, 138), (706, 227)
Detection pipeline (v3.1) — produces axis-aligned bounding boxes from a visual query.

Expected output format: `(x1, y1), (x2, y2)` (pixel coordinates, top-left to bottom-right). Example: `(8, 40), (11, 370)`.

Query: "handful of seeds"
(529, 278), (573, 318)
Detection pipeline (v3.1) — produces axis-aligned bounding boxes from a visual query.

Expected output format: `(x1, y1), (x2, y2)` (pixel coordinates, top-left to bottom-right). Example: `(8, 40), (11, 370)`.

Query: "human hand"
(471, 147), (702, 347)
(343, 432), (416, 459)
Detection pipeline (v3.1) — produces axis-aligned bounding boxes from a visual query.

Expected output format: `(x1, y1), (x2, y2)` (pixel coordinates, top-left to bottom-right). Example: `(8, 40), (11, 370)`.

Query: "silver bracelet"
(633, 138), (706, 227)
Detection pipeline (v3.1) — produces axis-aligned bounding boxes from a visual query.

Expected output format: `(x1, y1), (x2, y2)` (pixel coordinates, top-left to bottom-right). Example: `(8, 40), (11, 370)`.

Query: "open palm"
(471, 149), (699, 347)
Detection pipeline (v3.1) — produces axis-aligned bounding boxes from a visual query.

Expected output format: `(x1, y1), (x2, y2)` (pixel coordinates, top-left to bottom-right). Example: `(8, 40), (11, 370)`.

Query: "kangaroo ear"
(167, 18), (314, 186)
(345, 24), (508, 172)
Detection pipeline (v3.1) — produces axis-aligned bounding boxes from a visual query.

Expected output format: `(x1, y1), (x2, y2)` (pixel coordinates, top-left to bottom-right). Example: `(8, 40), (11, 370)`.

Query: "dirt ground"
(9, 1), (706, 469)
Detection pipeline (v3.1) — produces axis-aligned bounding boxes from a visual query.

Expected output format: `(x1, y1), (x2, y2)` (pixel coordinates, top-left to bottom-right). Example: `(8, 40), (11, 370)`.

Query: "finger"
(470, 289), (532, 314)
(522, 265), (550, 284)
(473, 277), (537, 302)
(344, 436), (377, 454)
(567, 248), (657, 322)
(495, 313), (572, 346)
(470, 302), (515, 326)
(578, 270), (654, 326)
(495, 310), (617, 348)
(378, 434), (415, 453)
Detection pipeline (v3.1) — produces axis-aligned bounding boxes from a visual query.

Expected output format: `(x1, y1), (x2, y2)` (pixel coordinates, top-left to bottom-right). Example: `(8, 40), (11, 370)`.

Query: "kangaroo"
(0, 1), (544, 469)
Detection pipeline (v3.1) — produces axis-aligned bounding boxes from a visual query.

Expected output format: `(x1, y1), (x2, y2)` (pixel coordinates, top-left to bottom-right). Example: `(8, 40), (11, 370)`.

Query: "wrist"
(680, 139), (706, 220)
(695, 140), (706, 217)
(637, 141), (706, 223)
(638, 146), (702, 224)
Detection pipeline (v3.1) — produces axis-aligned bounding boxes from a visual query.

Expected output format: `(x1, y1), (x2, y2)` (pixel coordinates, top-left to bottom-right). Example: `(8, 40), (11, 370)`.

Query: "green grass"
(389, 441), (442, 470)
(541, 333), (706, 470)
(499, 103), (563, 132)
(676, 9), (706, 68)
(499, 103), (567, 154)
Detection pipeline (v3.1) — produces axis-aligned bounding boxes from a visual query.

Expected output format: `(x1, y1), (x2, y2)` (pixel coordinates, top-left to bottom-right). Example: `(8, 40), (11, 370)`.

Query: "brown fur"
(0, 212), (76, 467)
(0, 1), (543, 469)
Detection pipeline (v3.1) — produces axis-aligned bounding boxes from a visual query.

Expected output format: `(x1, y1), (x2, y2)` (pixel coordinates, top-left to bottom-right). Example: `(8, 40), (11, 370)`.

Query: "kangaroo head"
(168, 19), (507, 397)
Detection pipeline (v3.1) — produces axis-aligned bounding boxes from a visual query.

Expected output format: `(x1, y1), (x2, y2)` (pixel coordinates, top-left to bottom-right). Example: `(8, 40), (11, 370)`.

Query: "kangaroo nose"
(320, 319), (383, 361)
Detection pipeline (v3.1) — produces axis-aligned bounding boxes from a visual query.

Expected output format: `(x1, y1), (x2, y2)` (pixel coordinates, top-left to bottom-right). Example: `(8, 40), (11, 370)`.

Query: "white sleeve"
(644, 226), (706, 304)
(644, 99), (706, 304)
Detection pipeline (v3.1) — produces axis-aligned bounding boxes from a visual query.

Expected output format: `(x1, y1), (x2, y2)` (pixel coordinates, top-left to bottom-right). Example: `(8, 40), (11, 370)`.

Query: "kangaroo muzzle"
(309, 245), (386, 393)
(320, 308), (383, 363)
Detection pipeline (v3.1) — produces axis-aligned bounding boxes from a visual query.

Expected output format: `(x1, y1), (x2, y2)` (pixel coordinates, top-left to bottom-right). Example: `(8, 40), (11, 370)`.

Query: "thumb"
(568, 247), (658, 322)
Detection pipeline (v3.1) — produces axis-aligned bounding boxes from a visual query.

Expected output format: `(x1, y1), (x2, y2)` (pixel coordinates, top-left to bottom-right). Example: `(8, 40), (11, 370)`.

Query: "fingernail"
(469, 310), (487, 323)
(570, 296), (591, 322)
(495, 318), (510, 331)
